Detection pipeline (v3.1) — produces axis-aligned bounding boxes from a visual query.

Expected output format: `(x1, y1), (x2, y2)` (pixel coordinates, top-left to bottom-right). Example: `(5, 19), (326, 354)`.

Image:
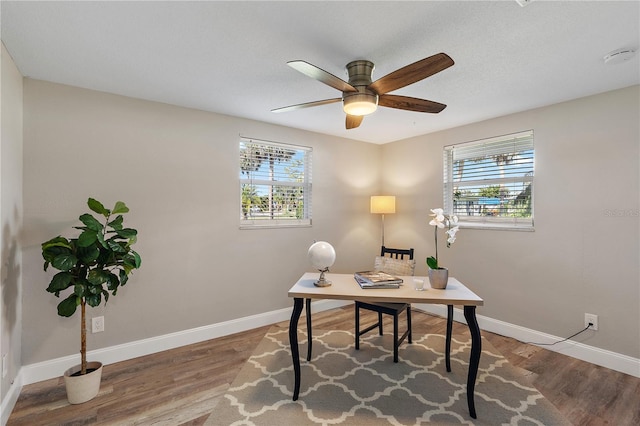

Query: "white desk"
(287, 272), (484, 419)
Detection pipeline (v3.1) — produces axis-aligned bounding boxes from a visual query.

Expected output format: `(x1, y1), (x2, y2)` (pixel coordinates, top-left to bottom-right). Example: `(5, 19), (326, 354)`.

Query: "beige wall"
(383, 86), (640, 358)
(15, 76), (640, 368)
(21, 79), (383, 364)
(1, 42), (24, 403)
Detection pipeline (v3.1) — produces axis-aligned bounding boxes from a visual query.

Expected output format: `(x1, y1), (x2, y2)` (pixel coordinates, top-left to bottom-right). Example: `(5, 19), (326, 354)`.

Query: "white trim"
(1, 370), (23, 426)
(19, 299), (350, 386)
(414, 304), (640, 378)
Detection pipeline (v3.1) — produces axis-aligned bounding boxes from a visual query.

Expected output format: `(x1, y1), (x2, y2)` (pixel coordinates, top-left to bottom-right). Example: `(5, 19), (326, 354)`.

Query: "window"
(443, 130), (534, 230)
(239, 137), (312, 228)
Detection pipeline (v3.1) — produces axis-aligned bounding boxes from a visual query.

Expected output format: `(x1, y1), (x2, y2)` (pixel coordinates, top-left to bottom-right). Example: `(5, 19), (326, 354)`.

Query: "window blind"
(239, 137), (312, 228)
(443, 130), (534, 230)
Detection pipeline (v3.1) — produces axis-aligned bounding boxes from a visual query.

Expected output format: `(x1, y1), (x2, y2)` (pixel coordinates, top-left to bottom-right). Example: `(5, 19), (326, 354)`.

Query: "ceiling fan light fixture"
(343, 93), (378, 116)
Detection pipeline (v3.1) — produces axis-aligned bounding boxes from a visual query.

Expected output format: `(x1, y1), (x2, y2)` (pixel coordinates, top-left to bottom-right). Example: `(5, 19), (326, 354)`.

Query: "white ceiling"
(2, 1), (639, 144)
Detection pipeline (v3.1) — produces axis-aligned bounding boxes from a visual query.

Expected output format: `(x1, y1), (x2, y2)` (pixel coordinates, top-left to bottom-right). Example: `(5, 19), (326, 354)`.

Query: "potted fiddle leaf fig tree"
(41, 198), (141, 404)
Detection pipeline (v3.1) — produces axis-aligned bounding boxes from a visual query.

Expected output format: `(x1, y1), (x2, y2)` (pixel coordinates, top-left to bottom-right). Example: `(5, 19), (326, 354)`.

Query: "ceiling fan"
(272, 53), (454, 129)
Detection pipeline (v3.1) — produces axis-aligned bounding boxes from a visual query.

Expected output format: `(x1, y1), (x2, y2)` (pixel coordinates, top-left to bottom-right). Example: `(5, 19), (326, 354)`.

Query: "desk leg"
(445, 304), (453, 372)
(289, 297), (304, 401)
(305, 298), (312, 361)
(464, 305), (481, 419)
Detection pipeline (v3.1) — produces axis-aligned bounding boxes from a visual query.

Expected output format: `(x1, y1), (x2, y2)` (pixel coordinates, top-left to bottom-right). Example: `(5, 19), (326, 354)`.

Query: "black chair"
(355, 246), (414, 363)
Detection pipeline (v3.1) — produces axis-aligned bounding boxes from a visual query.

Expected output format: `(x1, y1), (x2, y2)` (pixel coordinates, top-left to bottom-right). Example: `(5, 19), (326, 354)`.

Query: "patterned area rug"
(207, 328), (570, 425)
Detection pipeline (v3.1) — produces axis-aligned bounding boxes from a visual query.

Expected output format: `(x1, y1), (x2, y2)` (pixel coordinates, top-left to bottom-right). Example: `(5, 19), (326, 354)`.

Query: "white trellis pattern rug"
(207, 328), (570, 425)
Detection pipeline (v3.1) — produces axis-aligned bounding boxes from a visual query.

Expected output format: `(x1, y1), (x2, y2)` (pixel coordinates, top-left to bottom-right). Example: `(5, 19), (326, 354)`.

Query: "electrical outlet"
(584, 313), (598, 331)
(92, 316), (105, 333)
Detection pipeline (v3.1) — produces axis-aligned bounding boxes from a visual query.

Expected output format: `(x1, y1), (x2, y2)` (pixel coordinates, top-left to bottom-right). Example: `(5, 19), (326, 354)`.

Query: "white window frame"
(239, 137), (312, 229)
(443, 130), (534, 231)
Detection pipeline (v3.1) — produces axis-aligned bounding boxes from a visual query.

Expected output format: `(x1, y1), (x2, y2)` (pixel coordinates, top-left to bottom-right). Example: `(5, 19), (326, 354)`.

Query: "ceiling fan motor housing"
(343, 60), (378, 115)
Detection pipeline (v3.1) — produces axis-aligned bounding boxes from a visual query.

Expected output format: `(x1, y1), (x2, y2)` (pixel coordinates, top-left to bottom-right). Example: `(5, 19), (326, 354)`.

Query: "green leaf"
(88, 198), (110, 216)
(115, 228), (137, 239)
(119, 269), (129, 286)
(107, 239), (127, 253)
(426, 256), (439, 270)
(46, 272), (73, 294)
(52, 253), (77, 271)
(107, 215), (124, 231)
(106, 273), (120, 291)
(77, 230), (98, 247)
(112, 201), (129, 214)
(77, 245), (100, 264)
(42, 236), (72, 251)
(88, 283), (103, 294)
(42, 237), (72, 264)
(86, 293), (101, 307)
(74, 282), (87, 297)
(87, 269), (109, 285)
(122, 252), (141, 272)
(79, 213), (103, 232)
(132, 251), (142, 268)
(57, 295), (79, 317)
(96, 231), (108, 249)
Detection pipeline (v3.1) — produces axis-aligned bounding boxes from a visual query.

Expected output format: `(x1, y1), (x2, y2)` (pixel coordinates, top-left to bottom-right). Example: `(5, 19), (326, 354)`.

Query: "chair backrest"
(381, 246), (414, 260)
(375, 246), (415, 276)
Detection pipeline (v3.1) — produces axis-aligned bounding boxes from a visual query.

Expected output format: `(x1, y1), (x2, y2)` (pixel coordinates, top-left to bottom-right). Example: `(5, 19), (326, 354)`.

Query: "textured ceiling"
(2, 1), (639, 144)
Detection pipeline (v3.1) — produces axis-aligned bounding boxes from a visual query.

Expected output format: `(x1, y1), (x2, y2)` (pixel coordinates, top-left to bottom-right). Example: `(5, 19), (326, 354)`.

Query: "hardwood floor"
(8, 307), (640, 425)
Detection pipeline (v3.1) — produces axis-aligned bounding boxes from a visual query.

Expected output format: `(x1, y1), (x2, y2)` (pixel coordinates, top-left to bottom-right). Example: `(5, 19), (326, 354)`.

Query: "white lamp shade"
(370, 196), (396, 214)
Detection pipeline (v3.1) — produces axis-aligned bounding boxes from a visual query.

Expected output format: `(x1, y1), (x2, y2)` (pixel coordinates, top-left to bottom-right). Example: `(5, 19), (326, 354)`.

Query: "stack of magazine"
(354, 271), (403, 289)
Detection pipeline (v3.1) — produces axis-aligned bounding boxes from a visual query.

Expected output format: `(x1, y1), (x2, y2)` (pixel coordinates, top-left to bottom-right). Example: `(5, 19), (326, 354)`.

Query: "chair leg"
(407, 305), (412, 344)
(393, 313), (399, 363)
(377, 312), (383, 335)
(355, 304), (360, 350)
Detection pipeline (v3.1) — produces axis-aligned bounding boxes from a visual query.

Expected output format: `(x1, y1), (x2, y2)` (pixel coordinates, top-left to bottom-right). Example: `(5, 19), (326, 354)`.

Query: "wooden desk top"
(288, 272), (483, 306)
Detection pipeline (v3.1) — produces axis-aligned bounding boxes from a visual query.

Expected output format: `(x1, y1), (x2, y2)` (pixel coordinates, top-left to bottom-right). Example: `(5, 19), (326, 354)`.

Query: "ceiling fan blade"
(368, 53), (454, 95)
(271, 98), (341, 113)
(346, 114), (364, 129)
(378, 94), (447, 113)
(288, 60), (357, 93)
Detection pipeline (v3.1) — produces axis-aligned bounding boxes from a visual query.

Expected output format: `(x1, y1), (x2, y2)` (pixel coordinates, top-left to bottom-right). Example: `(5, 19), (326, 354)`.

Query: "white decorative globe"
(308, 241), (336, 270)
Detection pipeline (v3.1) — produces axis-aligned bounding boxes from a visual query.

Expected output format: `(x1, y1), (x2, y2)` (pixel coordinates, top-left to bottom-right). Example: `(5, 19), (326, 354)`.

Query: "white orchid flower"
(428, 208), (461, 268)
(446, 226), (459, 245)
(429, 208), (445, 227)
(429, 218), (445, 228)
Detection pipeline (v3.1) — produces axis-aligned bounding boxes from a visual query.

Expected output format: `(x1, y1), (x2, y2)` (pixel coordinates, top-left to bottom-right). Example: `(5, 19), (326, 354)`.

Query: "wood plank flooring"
(8, 307), (640, 425)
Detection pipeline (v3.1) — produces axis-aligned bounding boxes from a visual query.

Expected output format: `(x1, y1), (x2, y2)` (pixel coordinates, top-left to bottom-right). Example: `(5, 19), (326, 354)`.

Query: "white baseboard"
(1, 370), (23, 426)
(15, 299), (639, 392)
(414, 303), (640, 378)
(19, 299), (350, 386)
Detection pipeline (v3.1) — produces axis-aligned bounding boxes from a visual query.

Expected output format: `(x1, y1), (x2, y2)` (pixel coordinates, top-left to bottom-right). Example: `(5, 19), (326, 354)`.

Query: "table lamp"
(370, 195), (395, 247)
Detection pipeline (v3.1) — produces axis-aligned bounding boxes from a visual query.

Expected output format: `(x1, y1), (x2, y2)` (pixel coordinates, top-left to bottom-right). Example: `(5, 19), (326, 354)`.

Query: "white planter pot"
(63, 361), (103, 404)
(428, 267), (449, 289)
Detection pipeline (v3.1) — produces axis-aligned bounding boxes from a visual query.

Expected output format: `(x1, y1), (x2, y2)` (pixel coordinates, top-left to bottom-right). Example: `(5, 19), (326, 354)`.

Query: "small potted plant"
(41, 198), (141, 404)
(426, 208), (459, 289)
